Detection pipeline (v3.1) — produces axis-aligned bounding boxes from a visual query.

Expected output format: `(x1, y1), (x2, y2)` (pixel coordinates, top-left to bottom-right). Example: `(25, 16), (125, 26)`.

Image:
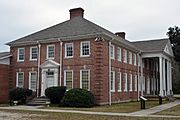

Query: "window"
(64, 70), (73, 90)
(138, 55), (141, 66)
(65, 43), (73, 58)
(129, 74), (132, 91)
(123, 49), (127, 63)
(47, 45), (55, 59)
(18, 48), (24, 61)
(16, 72), (24, 87)
(117, 47), (121, 61)
(129, 52), (132, 64)
(111, 71), (115, 92)
(123, 73), (127, 91)
(110, 45), (115, 59)
(134, 75), (137, 91)
(30, 47), (38, 60)
(81, 41), (90, 57)
(133, 53), (137, 66)
(117, 72), (121, 92)
(29, 72), (37, 91)
(142, 76), (145, 91)
(80, 70), (90, 90)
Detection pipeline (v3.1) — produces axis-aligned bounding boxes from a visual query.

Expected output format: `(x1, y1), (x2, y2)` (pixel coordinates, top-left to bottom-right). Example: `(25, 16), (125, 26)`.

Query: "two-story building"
(4, 8), (174, 105)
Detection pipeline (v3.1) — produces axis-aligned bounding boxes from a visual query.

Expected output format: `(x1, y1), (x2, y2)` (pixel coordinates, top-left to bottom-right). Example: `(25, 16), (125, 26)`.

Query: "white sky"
(0, 0), (179, 52)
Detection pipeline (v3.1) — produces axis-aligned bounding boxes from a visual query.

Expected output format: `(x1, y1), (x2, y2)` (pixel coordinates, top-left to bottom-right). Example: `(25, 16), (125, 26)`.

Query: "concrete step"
(27, 97), (50, 106)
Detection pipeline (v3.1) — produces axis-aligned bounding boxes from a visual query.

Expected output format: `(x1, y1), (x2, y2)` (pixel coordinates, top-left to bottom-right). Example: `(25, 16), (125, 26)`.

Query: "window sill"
(17, 60), (24, 62)
(30, 59), (37, 61)
(64, 56), (73, 59)
(118, 90), (122, 92)
(80, 55), (90, 58)
(110, 90), (115, 92)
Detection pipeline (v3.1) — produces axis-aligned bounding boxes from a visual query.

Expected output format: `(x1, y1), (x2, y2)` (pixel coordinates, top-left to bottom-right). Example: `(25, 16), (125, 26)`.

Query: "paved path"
(0, 100), (180, 118)
(129, 100), (180, 116)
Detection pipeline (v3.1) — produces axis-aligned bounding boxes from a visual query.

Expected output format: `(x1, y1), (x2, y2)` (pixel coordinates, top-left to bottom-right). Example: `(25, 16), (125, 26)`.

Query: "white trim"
(30, 46), (38, 61)
(123, 49), (127, 63)
(64, 70), (73, 90)
(80, 41), (90, 57)
(110, 71), (115, 92)
(123, 73), (127, 92)
(129, 51), (132, 64)
(134, 53), (137, 66)
(80, 69), (90, 90)
(29, 71), (37, 91)
(16, 72), (24, 87)
(110, 44), (115, 59)
(65, 43), (73, 58)
(117, 72), (122, 92)
(47, 44), (55, 59)
(17, 48), (25, 62)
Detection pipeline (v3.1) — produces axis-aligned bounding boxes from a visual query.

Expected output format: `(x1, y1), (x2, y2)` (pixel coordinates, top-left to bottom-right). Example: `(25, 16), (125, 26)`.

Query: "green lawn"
(47, 100), (168, 113)
(155, 105), (180, 116)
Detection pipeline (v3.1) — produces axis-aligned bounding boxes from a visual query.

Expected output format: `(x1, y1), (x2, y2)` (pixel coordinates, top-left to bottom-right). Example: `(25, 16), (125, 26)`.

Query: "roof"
(131, 38), (169, 53)
(6, 16), (138, 51)
(0, 52), (11, 59)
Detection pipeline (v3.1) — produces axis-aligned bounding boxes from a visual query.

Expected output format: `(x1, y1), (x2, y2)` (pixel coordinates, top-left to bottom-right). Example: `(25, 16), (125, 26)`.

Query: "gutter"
(58, 39), (63, 86)
(108, 41), (112, 106)
(37, 41), (41, 97)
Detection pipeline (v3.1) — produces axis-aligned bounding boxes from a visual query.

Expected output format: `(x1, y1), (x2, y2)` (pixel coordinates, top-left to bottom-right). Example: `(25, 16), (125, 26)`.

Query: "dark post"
(140, 96), (147, 109)
(159, 95), (162, 105)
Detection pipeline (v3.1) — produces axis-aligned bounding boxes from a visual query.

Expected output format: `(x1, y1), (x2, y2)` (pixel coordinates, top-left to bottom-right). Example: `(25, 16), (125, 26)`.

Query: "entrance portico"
(40, 60), (60, 96)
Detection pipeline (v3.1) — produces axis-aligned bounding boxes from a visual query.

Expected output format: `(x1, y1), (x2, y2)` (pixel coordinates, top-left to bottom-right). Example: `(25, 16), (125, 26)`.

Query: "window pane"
(81, 42), (90, 56)
(81, 70), (89, 90)
(18, 73), (24, 87)
(110, 45), (114, 59)
(30, 72), (36, 91)
(48, 46), (54, 58)
(111, 71), (115, 91)
(65, 43), (73, 57)
(117, 72), (121, 91)
(65, 71), (72, 90)
(117, 47), (121, 61)
(18, 48), (24, 61)
(31, 47), (38, 59)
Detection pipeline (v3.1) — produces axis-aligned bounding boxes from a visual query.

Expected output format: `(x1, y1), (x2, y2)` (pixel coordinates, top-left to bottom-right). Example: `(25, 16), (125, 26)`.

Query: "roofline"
(0, 55), (12, 60)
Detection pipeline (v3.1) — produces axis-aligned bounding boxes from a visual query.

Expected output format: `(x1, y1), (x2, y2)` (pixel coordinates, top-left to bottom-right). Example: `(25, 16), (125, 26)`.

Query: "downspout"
(140, 55), (143, 96)
(137, 51), (141, 101)
(58, 39), (63, 86)
(37, 41), (41, 97)
(108, 41), (111, 106)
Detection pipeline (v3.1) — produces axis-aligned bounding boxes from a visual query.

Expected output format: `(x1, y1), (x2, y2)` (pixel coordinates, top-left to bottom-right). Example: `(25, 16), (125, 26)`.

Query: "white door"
(46, 71), (54, 88)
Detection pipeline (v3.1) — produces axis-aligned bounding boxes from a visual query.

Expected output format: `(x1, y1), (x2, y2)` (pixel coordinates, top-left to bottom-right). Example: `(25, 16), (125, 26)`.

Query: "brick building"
(3, 8), (173, 104)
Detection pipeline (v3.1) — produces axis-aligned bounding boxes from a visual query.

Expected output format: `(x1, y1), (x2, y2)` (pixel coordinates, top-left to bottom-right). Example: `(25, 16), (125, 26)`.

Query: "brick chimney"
(69, 7), (84, 19)
(115, 32), (126, 39)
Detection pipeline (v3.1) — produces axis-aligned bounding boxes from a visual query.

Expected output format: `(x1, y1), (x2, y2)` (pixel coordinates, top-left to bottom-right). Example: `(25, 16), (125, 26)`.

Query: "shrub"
(45, 86), (66, 104)
(62, 88), (96, 107)
(9, 87), (32, 104)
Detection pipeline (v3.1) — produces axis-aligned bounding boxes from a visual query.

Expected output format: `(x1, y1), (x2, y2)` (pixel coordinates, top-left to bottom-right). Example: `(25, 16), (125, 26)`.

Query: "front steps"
(27, 97), (50, 106)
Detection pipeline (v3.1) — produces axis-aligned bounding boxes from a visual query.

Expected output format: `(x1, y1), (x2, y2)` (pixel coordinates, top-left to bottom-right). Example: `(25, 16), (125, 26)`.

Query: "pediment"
(163, 40), (174, 57)
(40, 59), (60, 68)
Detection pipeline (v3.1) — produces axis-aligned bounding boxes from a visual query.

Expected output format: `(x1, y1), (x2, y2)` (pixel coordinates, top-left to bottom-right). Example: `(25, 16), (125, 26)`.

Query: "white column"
(163, 58), (166, 96)
(167, 60), (170, 95)
(159, 57), (163, 96)
(41, 70), (45, 96)
(169, 61), (173, 94)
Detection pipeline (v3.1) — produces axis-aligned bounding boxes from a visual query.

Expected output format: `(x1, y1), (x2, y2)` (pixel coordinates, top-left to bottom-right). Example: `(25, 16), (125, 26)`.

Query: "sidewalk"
(0, 100), (180, 118)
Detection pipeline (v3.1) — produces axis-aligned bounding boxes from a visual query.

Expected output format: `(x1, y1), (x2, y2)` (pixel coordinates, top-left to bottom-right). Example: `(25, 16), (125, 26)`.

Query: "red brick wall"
(10, 38), (156, 104)
(0, 64), (9, 103)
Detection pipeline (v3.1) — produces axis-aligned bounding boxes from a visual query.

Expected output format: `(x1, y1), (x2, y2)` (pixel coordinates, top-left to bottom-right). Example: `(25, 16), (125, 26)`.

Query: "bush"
(9, 87), (33, 104)
(45, 86), (66, 104)
(62, 88), (96, 107)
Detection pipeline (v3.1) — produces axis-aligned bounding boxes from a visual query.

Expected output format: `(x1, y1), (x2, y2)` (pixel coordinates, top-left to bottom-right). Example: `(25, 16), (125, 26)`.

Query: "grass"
(47, 100), (168, 113)
(0, 109), (180, 120)
(155, 105), (180, 116)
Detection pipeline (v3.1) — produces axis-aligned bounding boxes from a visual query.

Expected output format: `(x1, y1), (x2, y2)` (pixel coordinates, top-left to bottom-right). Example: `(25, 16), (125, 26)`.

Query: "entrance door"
(46, 71), (54, 88)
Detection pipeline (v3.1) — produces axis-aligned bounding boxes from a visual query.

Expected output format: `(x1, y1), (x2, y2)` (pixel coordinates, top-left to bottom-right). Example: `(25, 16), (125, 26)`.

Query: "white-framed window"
(16, 72), (24, 88)
(117, 72), (121, 92)
(29, 72), (37, 91)
(81, 41), (90, 57)
(47, 45), (55, 59)
(110, 44), (115, 59)
(134, 74), (137, 91)
(123, 73), (127, 91)
(64, 70), (73, 90)
(111, 71), (115, 92)
(117, 47), (121, 61)
(123, 49), (127, 63)
(129, 51), (132, 64)
(65, 43), (73, 58)
(18, 48), (25, 61)
(129, 74), (133, 91)
(133, 53), (137, 66)
(80, 70), (90, 90)
(30, 47), (38, 60)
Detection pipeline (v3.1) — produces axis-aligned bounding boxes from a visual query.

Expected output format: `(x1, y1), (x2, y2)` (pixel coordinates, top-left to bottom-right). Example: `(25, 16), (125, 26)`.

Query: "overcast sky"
(0, 0), (179, 52)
